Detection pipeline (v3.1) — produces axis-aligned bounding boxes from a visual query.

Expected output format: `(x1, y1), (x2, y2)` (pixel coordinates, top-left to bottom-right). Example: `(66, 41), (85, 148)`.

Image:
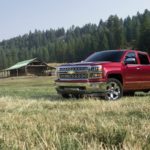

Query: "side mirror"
(124, 58), (136, 65)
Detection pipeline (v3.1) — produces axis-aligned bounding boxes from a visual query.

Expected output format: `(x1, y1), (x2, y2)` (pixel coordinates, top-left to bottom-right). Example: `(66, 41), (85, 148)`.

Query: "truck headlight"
(89, 65), (102, 78)
(90, 66), (102, 71)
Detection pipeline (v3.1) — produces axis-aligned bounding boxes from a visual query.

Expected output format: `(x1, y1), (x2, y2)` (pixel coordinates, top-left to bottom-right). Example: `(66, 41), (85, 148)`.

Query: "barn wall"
(10, 68), (26, 76)
(27, 66), (47, 76)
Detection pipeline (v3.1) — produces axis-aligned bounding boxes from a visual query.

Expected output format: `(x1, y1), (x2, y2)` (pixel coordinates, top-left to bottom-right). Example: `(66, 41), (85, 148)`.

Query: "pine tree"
(99, 27), (109, 50)
(138, 9), (150, 52)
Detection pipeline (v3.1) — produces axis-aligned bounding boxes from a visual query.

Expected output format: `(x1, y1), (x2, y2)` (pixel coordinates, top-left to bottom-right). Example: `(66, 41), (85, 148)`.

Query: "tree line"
(0, 9), (150, 69)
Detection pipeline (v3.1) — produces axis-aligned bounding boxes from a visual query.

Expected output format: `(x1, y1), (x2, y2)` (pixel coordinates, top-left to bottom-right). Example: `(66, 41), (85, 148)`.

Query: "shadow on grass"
(24, 92), (84, 101)
(0, 90), (150, 102)
(21, 93), (150, 101)
(30, 92), (150, 101)
(123, 92), (150, 98)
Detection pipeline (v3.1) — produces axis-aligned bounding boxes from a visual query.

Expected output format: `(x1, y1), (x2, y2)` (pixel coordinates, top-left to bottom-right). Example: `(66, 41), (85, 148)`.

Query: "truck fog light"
(90, 73), (102, 78)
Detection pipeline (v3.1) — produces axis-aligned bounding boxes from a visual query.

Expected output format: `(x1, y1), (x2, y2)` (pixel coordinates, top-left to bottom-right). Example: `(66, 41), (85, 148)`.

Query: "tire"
(61, 93), (70, 98)
(104, 78), (123, 100)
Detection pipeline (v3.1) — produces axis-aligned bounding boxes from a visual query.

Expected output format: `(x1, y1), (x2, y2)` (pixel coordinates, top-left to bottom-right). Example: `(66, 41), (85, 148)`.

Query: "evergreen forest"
(0, 9), (150, 69)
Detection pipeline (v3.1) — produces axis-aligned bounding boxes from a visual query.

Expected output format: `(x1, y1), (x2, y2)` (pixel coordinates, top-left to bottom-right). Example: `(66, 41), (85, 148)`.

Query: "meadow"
(0, 76), (150, 150)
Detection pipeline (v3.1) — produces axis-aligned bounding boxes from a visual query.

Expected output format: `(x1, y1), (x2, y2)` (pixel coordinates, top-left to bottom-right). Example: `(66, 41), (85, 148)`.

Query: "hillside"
(0, 9), (150, 69)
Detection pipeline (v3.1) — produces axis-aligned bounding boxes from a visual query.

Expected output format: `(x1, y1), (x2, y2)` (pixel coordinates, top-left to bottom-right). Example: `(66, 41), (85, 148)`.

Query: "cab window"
(138, 53), (150, 65)
(124, 52), (137, 64)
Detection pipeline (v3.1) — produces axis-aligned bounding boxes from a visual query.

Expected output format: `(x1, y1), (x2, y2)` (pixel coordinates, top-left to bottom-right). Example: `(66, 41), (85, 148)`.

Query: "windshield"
(84, 50), (124, 62)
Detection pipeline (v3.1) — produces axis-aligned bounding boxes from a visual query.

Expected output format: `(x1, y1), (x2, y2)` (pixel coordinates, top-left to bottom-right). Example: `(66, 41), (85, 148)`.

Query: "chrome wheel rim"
(105, 81), (121, 100)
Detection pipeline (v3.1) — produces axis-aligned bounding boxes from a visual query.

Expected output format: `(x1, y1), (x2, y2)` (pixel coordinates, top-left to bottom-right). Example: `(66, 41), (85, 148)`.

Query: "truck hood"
(61, 61), (112, 66)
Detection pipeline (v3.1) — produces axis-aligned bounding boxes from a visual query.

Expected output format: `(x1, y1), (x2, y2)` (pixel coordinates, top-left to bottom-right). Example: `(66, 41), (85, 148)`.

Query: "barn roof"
(6, 58), (37, 71)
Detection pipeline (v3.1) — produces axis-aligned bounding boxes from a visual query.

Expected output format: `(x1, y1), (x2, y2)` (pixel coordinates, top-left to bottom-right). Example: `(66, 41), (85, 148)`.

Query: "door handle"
(136, 67), (140, 70)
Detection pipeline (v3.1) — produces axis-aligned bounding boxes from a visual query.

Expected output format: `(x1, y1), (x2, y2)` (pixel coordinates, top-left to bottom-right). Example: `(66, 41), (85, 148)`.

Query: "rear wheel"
(104, 78), (123, 100)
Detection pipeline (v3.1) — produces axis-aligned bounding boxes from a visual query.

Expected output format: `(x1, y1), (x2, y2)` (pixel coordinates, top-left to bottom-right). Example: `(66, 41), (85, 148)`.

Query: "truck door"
(123, 52), (142, 90)
(137, 52), (150, 89)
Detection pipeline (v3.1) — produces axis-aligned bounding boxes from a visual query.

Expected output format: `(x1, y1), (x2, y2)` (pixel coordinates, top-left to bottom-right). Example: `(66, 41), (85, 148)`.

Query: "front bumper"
(55, 80), (107, 94)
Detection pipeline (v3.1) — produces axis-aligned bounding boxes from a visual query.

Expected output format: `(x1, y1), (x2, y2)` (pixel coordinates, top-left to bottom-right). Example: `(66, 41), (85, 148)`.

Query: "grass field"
(0, 76), (150, 150)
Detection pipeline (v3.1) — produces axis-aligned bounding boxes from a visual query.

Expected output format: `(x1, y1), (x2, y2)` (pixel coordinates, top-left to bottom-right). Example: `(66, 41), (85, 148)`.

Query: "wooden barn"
(5, 58), (55, 77)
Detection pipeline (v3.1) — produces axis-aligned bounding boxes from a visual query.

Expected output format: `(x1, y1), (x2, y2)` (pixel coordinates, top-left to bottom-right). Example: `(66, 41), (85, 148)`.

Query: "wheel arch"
(107, 73), (123, 85)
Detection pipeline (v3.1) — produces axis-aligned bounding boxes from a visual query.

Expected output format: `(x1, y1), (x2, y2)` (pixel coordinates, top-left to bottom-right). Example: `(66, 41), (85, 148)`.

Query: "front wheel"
(104, 78), (123, 100)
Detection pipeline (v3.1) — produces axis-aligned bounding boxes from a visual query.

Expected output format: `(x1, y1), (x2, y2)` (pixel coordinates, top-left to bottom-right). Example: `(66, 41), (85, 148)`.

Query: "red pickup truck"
(55, 50), (150, 100)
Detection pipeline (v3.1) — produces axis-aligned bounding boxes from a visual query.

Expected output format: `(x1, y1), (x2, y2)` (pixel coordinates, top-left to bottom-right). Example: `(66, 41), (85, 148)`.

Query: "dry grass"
(0, 77), (150, 149)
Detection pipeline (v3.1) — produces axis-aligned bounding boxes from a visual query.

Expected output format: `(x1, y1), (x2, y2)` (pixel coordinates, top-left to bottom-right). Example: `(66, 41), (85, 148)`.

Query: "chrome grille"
(59, 67), (88, 72)
(60, 73), (88, 79)
(58, 66), (89, 80)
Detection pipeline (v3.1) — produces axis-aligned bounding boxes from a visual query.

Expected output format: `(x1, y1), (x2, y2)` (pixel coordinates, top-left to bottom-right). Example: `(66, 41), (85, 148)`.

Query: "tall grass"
(0, 77), (150, 149)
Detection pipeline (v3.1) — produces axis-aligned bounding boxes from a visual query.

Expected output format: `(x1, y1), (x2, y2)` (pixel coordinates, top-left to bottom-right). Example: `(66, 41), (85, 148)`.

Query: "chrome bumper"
(55, 81), (107, 94)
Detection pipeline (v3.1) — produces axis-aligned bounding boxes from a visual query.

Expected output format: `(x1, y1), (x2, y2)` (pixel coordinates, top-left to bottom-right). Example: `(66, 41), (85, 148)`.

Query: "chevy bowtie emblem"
(68, 70), (75, 74)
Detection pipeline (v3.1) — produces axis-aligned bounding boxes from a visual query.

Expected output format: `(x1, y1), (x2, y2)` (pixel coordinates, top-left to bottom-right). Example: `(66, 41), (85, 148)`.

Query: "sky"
(0, 0), (150, 41)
